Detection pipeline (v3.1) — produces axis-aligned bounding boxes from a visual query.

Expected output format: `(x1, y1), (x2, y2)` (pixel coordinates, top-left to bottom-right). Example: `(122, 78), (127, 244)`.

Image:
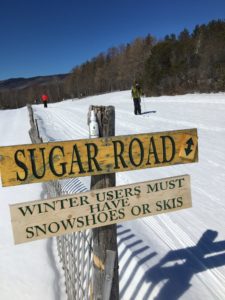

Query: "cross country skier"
(41, 93), (49, 108)
(131, 81), (142, 115)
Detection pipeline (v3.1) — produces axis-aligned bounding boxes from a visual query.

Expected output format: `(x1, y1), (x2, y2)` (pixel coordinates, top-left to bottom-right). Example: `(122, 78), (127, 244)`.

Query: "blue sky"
(0, 0), (224, 80)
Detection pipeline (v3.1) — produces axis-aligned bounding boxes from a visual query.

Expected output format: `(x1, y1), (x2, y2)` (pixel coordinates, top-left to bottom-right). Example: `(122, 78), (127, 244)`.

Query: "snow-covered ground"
(0, 91), (225, 299)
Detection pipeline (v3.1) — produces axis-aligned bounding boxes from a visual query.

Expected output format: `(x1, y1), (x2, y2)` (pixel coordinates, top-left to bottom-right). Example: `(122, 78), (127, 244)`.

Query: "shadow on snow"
(118, 227), (225, 300)
(141, 110), (157, 115)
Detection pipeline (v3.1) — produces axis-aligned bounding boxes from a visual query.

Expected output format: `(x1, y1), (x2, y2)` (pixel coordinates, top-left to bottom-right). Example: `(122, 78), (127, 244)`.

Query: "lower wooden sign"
(10, 174), (192, 244)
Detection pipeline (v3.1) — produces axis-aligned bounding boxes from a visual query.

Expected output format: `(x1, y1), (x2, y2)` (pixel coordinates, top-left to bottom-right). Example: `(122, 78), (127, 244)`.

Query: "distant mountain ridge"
(0, 74), (68, 90)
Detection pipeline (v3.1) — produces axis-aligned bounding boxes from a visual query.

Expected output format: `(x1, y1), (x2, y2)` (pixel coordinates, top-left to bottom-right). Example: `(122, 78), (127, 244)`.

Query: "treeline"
(65, 35), (155, 98)
(1, 19), (225, 109)
(144, 20), (225, 95)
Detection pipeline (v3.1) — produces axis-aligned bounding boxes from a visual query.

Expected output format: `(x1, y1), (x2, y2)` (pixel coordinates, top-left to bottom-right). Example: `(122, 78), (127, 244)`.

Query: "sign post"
(0, 106), (198, 300)
(88, 105), (119, 300)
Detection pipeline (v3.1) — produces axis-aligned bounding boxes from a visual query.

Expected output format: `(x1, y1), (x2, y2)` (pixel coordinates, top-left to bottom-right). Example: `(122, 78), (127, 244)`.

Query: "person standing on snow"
(131, 81), (142, 115)
(41, 93), (49, 108)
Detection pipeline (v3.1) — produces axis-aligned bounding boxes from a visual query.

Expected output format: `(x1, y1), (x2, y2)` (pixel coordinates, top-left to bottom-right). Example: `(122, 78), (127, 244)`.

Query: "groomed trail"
(33, 91), (225, 300)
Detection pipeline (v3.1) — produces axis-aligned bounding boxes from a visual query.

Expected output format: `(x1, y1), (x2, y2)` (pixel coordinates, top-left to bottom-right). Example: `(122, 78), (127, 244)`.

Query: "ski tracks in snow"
(34, 106), (89, 141)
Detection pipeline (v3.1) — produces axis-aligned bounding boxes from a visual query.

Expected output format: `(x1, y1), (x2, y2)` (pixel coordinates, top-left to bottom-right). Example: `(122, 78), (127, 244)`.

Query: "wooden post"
(27, 104), (42, 144)
(102, 250), (117, 300)
(88, 105), (119, 300)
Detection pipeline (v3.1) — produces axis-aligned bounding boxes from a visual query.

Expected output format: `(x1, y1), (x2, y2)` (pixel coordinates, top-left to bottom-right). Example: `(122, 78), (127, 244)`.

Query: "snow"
(1, 91), (225, 299)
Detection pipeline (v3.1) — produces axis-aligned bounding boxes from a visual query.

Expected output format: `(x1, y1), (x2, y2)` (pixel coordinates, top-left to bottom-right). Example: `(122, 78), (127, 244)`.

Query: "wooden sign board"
(0, 128), (198, 187)
(10, 174), (192, 244)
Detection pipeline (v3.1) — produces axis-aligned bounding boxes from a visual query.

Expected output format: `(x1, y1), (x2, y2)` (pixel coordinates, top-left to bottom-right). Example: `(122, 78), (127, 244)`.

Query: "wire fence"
(28, 104), (93, 300)
(44, 179), (93, 300)
(46, 180), (93, 300)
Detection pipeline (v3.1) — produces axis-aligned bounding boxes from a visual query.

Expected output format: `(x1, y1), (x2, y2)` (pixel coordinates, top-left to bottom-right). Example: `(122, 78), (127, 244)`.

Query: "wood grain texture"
(0, 128), (198, 187)
(10, 174), (192, 244)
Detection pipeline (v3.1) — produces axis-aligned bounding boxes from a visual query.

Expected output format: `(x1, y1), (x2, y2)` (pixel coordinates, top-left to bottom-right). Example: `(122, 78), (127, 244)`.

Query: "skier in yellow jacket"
(131, 81), (142, 115)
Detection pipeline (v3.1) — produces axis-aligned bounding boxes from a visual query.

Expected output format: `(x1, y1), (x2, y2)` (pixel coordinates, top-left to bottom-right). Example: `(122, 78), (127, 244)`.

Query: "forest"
(0, 19), (225, 109)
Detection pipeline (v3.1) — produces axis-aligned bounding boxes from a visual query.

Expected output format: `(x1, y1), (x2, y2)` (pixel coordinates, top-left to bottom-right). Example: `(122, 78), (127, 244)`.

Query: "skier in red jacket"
(41, 94), (48, 108)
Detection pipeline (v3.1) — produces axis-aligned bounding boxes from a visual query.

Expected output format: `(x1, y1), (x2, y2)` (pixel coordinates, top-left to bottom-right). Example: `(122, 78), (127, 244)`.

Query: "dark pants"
(133, 98), (141, 115)
(44, 101), (48, 108)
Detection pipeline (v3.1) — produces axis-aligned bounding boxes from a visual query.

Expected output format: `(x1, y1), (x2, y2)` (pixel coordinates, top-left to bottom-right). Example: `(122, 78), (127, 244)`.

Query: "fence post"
(88, 105), (119, 300)
(102, 250), (116, 300)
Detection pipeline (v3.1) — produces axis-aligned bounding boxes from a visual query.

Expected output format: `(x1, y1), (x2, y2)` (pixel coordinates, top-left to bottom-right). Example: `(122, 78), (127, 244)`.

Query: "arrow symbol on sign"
(185, 138), (194, 156)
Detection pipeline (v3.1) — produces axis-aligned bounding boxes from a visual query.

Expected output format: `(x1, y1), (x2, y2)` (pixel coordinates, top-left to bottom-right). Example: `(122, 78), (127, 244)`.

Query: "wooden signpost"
(0, 104), (198, 300)
(0, 128), (198, 187)
(10, 174), (191, 244)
